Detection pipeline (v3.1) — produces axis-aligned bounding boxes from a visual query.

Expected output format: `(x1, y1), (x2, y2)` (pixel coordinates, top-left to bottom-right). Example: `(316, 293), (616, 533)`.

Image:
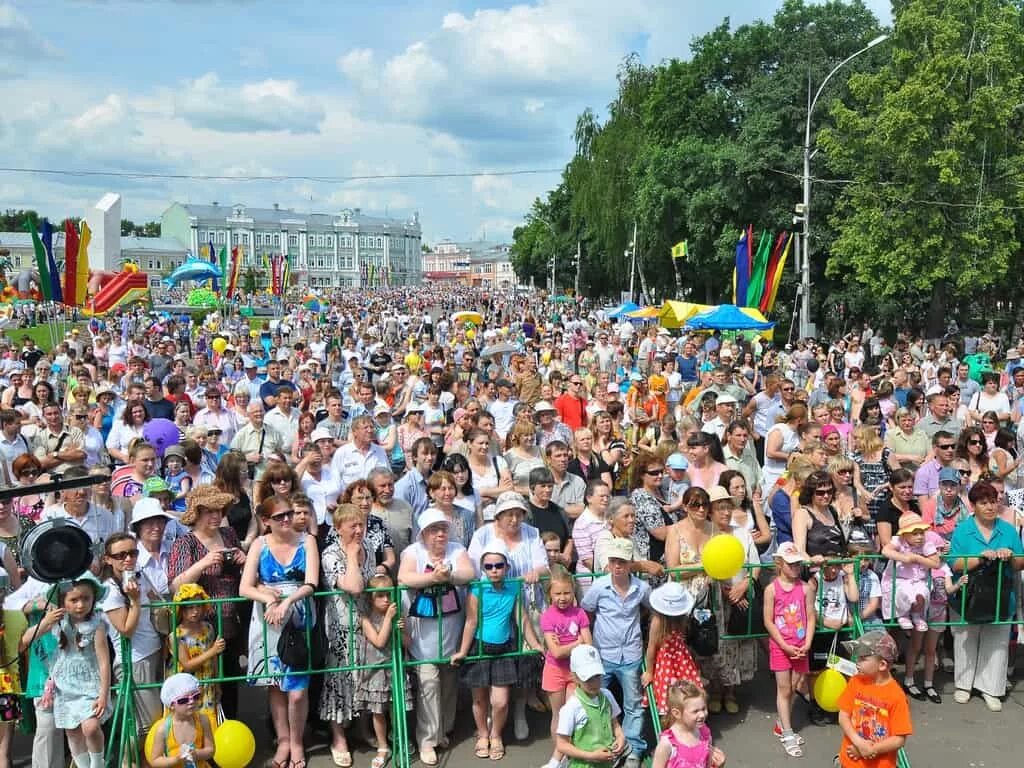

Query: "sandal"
(420, 747), (439, 766)
(489, 740), (506, 761)
(331, 748), (354, 768)
(780, 732), (803, 758)
(373, 749), (392, 768)
(475, 738), (491, 759)
(773, 722), (805, 745)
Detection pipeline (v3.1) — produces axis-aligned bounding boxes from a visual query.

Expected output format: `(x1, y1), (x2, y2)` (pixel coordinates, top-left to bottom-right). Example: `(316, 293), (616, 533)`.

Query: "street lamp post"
(799, 33), (888, 339)
(532, 215), (558, 293)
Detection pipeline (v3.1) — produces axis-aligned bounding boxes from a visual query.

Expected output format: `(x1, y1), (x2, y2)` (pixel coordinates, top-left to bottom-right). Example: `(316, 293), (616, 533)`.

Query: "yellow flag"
(671, 240), (688, 259)
(77, 220), (91, 303)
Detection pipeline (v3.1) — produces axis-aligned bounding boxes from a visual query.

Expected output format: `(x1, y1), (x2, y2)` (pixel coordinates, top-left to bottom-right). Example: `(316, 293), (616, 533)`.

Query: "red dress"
(649, 629), (703, 714)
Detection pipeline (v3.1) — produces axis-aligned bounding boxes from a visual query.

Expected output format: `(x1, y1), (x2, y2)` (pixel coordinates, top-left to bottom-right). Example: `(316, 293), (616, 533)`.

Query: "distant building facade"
(161, 202), (422, 290)
(422, 240), (513, 288)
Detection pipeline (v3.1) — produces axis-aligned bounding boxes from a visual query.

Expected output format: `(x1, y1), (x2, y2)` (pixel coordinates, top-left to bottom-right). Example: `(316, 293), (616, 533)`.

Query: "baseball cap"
(938, 467), (960, 484)
(373, 405), (392, 417)
(604, 537), (634, 562)
(666, 453), (688, 471)
(309, 428), (333, 443)
(142, 477), (171, 497)
(774, 541), (808, 564)
(842, 629), (898, 663)
(569, 644), (604, 680)
(417, 508), (451, 534)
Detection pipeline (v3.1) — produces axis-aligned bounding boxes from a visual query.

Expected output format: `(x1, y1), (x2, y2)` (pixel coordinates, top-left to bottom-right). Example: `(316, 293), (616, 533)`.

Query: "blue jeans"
(601, 658), (646, 757)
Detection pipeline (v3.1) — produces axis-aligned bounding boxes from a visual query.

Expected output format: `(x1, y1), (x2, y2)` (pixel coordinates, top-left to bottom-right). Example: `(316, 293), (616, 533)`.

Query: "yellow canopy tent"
(626, 305), (662, 319)
(658, 301), (715, 329)
(738, 307), (775, 340)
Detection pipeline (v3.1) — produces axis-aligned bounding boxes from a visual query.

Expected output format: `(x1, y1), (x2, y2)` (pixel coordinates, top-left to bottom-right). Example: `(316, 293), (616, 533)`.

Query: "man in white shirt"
(193, 386), (239, 446)
(308, 329), (328, 364)
(265, 387), (300, 454)
(41, 466), (121, 555)
(230, 402), (284, 480)
(487, 379), (518, 442)
(331, 414), (388, 487)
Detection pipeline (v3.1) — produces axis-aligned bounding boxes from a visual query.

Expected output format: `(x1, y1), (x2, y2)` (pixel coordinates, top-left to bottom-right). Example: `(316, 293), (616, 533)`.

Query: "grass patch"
(5, 321), (88, 352)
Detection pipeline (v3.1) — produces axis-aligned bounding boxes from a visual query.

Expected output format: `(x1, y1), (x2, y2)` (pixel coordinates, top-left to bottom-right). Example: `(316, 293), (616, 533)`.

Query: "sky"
(0, 0), (892, 245)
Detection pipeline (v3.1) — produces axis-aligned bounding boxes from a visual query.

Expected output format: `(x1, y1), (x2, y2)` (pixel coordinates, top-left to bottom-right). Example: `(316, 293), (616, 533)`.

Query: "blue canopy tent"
(607, 301), (640, 319)
(683, 304), (775, 331)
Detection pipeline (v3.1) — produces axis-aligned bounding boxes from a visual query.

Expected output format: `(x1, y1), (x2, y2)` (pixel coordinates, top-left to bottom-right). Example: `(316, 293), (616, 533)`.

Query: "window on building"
(241, 233), (249, 245)
(289, 234), (298, 247)
(273, 234), (280, 246)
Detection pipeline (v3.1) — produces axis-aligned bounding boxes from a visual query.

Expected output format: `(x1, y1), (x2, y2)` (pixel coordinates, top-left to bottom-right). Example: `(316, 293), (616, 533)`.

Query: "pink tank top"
(771, 579), (808, 645)
(662, 724), (712, 768)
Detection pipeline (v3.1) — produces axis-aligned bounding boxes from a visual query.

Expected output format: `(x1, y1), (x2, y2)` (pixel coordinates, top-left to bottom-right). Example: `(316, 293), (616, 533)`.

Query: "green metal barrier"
(96, 553), (1020, 767)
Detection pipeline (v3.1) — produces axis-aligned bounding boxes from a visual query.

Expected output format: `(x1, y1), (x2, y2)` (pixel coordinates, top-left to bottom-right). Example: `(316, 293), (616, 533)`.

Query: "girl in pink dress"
(650, 681), (726, 768)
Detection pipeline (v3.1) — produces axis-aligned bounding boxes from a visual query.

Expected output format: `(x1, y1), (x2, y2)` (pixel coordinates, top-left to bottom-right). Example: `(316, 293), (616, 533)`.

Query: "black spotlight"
(21, 518), (94, 583)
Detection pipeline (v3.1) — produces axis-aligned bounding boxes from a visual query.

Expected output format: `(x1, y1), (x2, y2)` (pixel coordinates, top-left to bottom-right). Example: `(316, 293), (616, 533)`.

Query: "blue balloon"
(164, 257), (224, 288)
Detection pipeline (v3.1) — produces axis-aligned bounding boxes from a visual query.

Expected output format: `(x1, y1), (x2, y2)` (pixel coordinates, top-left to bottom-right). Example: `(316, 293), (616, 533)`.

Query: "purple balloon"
(143, 418), (180, 457)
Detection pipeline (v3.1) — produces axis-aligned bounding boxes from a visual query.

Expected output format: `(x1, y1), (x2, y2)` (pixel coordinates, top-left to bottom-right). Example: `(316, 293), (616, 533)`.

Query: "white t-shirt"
(556, 689), (622, 736)
(814, 571), (850, 627)
(103, 572), (163, 664)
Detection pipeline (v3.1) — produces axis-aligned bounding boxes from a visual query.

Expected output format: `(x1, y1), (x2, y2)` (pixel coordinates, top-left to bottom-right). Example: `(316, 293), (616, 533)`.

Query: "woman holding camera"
(168, 485), (247, 718)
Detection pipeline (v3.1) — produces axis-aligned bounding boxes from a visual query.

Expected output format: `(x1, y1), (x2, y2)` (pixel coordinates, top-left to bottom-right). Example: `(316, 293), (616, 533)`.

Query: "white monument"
(88, 193), (122, 271)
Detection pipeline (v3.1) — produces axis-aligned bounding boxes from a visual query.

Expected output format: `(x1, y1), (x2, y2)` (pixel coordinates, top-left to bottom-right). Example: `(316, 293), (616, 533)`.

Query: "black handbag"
(277, 616), (323, 669)
(726, 580), (765, 636)
(964, 561), (1015, 623)
(689, 591), (719, 657)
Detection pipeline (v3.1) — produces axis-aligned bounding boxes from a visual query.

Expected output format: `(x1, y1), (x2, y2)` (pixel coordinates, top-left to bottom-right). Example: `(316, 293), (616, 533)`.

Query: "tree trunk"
(925, 279), (947, 338)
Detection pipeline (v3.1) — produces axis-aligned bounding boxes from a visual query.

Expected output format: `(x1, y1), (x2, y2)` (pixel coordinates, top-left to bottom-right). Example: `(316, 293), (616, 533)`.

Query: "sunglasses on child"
(482, 562), (506, 571)
(172, 690), (201, 707)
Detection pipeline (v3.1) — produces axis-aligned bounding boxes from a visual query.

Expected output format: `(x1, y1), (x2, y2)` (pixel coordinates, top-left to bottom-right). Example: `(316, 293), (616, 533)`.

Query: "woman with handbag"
(318, 503), (376, 768)
(398, 508), (474, 766)
(705, 487), (760, 714)
(168, 486), (247, 719)
(239, 495), (319, 768)
(948, 480), (1024, 712)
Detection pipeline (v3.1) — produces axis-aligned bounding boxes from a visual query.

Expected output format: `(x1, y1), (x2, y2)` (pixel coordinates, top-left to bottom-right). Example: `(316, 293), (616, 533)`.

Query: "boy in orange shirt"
(835, 630), (912, 768)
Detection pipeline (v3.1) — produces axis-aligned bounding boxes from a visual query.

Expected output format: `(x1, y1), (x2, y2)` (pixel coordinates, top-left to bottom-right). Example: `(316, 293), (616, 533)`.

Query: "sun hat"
(569, 644), (605, 680)
(715, 393), (739, 406)
(373, 404), (392, 417)
(842, 629), (898, 663)
(309, 428), (333, 443)
(417, 508), (451, 534)
(59, 571), (108, 603)
(897, 512), (930, 536)
(604, 537), (634, 562)
(130, 497), (174, 528)
(160, 672), (201, 708)
(163, 445), (187, 462)
(532, 400), (557, 416)
(773, 541), (808, 564)
(494, 491), (529, 517)
(707, 486), (735, 505)
(649, 582), (696, 617)
(184, 486), (235, 521)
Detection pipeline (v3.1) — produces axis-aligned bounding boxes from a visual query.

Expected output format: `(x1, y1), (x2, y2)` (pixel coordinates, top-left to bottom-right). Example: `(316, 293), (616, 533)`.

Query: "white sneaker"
(982, 694), (1003, 712)
(514, 713), (529, 741)
(953, 689), (971, 704)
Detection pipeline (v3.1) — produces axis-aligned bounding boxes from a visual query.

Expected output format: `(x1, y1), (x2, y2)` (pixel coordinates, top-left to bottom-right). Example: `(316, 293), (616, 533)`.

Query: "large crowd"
(0, 288), (1021, 768)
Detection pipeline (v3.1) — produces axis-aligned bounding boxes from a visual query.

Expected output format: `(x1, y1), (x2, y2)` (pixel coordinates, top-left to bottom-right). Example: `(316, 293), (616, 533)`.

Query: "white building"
(161, 202), (423, 289)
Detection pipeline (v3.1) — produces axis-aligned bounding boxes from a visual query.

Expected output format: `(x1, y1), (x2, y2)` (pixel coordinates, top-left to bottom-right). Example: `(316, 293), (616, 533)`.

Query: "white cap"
(309, 428), (333, 443)
(417, 508), (451, 534)
(480, 541), (510, 561)
(494, 491), (529, 517)
(570, 644), (605, 680)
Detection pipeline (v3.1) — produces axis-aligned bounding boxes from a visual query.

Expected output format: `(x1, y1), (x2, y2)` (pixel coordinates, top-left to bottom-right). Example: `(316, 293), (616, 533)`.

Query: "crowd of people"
(0, 288), (1020, 768)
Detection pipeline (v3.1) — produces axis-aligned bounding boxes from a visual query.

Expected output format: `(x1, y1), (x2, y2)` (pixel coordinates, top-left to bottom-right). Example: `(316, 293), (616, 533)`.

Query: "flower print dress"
(168, 621), (222, 725)
(246, 535), (315, 692)
(50, 615), (111, 728)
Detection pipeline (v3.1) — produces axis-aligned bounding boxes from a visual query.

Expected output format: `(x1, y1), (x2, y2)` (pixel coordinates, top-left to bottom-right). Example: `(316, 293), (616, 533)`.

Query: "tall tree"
(820, 0), (1024, 335)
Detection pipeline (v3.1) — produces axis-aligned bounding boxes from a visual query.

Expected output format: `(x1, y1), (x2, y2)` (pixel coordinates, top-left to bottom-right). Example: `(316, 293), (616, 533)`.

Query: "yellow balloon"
(213, 719), (256, 768)
(466, 329), (476, 340)
(701, 534), (746, 580)
(144, 719), (161, 764)
(250, 329), (260, 338)
(813, 668), (848, 713)
(212, 338), (227, 354)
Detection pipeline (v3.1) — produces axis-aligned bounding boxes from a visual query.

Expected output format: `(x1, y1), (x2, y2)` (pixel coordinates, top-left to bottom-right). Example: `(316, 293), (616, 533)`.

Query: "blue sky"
(1, 0), (891, 245)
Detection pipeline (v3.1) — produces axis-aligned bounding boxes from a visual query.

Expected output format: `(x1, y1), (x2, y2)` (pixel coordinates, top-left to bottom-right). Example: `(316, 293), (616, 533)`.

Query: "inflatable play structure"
(85, 263), (150, 316)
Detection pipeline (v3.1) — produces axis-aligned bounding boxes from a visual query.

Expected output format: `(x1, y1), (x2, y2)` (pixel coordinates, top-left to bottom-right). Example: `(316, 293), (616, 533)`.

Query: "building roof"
(0, 232), (186, 253)
(170, 202), (420, 231)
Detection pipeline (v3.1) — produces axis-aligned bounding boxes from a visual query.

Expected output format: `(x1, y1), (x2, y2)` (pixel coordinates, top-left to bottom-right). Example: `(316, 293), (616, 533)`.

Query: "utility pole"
(574, 241), (581, 295)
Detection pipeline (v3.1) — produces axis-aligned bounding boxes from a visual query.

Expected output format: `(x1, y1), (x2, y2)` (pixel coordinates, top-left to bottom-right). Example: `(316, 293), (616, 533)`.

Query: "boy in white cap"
(555, 644), (626, 768)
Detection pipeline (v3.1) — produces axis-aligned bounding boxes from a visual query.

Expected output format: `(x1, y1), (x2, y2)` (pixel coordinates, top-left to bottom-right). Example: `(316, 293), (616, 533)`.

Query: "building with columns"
(161, 202), (422, 290)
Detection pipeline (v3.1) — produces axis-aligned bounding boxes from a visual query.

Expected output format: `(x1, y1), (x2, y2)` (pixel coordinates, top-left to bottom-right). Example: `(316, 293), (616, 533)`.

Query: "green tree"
(820, 0), (1024, 335)
(0, 209), (40, 230)
(242, 267), (258, 295)
(141, 221), (161, 237)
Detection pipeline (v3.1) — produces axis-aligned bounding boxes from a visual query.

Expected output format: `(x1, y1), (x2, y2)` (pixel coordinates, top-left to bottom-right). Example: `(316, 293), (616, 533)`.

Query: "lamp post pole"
(800, 33), (888, 339)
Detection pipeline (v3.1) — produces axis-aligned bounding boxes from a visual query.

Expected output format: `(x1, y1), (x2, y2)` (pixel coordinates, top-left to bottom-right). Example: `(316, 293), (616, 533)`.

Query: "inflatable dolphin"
(164, 257), (224, 287)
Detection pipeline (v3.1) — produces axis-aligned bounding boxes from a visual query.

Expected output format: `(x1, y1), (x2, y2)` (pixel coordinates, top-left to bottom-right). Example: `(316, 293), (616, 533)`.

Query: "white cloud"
(0, 4), (60, 78)
(471, 174), (512, 209)
(172, 72), (325, 134)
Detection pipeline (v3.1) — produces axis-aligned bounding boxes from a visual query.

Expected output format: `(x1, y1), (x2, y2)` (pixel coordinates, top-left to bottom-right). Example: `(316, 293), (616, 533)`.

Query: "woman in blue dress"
(240, 495), (320, 768)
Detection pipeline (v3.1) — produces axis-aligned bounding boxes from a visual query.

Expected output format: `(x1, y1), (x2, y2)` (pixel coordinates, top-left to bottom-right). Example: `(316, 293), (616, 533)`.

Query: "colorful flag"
(732, 230), (750, 306)
(758, 232), (789, 313)
(77, 221), (91, 305)
(64, 220), (80, 306)
(671, 240), (688, 260)
(745, 230), (772, 307)
(40, 219), (63, 303)
(762, 233), (793, 313)
(25, 219), (52, 301)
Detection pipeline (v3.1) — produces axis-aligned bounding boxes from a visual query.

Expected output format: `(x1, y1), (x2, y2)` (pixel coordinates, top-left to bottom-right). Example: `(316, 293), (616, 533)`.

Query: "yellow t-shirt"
(0, 610), (27, 694)
(404, 352), (423, 374)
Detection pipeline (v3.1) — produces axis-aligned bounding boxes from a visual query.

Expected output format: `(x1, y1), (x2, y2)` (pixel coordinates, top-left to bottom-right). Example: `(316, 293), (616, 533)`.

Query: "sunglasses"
(269, 510), (294, 523)
(938, 444), (956, 450)
(687, 501), (708, 510)
(958, 469), (970, 476)
(645, 469), (664, 476)
(172, 691), (201, 707)
(108, 549), (140, 561)
(968, 439), (983, 446)
(814, 489), (835, 497)
(482, 562), (506, 571)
